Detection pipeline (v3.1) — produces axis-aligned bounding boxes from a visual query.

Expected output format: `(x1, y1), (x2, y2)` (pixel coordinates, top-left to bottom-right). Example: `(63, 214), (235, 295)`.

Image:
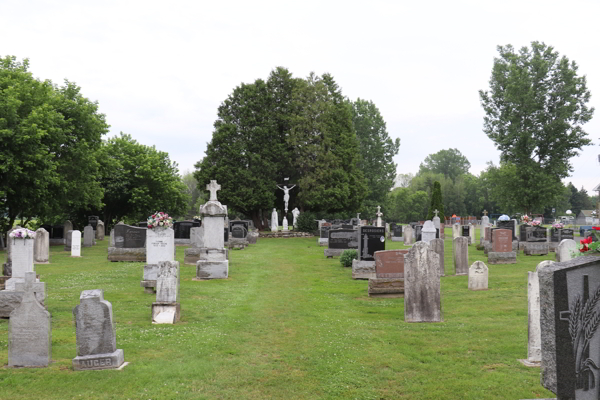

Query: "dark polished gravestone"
(526, 226), (547, 242)
(88, 216), (99, 231)
(108, 224), (146, 262)
(538, 255), (600, 399)
(497, 220), (517, 241)
(520, 224), (529, 242)
(358, 226), (385, 261)
(231, 225), (247, 239)
(461, 226), (470, 238)
(324, 229), (358, 258)
(173, 220), (200, 240)
(229, 220), (249, 235)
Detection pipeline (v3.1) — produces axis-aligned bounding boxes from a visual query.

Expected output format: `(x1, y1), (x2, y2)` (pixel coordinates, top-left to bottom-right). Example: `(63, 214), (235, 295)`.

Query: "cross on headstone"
(15, 272), (46, 303)
(434, 209), (439, 217)
(206, 180), (221, 202)
(482, 210), (488, 216)
(376, 206), (382, 217)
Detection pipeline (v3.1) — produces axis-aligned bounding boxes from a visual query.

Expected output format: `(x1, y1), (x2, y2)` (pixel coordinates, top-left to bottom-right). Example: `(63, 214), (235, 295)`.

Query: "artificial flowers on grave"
(147, 212), (173, 229)
(9, 228), (36, 240)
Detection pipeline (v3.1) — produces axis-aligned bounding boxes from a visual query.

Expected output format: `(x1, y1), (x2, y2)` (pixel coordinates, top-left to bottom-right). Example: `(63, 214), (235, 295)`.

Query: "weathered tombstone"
(184, 226), (205, 265)
(430, 238), (445, 276)
(414, 225), (423, 242)
(107, 224), (146, 262)
(468, 261), (488, 291)
(421, 221), (436, 244)
(325, 229), (358, 258)
(556, 239), (577, 263)
(538, 255), (600, 399)
(404, 242), (442, 323)
(403, 225), (414, 245)
(33, 228), (49, 264)
(319, 223), (331, 246)
(63, 220), (73, 238)
(480, 212), (490, 244)
(96, 220), (105, 241)
(368, 249), (408, 298)
(64, 229), (73, 252)
(228, 225), (249, 249)
(453, 237), (468, 275)
(8, 272), (51, 367)
(152, 261), (180, 324)
(83, 225), (94, 247)
(3, 226), (18, 276)
(519, 260), (553, 367)
(5, 232), (35, 291)
(141, 227), (174, 293)
(71, 230), (82, 257)
(487, 229), (517, 264)
(469, 225), (476, 245)
(452, 224), (460, 239)
(352, 226), (385, 280)
(560, 228), (575, 241)
(72, 289), (125, 370)
(195, 180), (229, 280)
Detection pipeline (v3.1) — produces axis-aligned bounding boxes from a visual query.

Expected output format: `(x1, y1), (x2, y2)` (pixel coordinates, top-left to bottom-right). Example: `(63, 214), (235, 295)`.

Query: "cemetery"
(2, 214), (599, 399)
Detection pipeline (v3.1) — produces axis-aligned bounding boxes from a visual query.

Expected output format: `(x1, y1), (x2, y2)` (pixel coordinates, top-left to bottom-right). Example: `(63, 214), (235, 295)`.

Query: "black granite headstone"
(497, 220), (516, 241)
(224, 227), (229, 243)
(328, 229), (358, 249)
(461, 226), (470, 237)
(113, 224), (146, 248)
(173, 221), (198, 239)
(519, 224), (528, 242)
(526, 226), (547, 242)
(550, 228), (560, 243)
(232, 226), (247, 239)
(358, 226), (385, 261)
(88, 216), (99, 230)
(230, 220), (249, 233)
(561, 228), (575, 241)
(320, 226), (331, 239)
(392, 224), (403, 238)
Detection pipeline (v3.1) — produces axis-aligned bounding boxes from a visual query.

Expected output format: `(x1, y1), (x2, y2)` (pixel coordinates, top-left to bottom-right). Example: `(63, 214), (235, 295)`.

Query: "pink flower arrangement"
(521, 215), (531, 224)
(531, 220), (541, 226)
(9, 228), (36, 239)
(147, 212), (173, 229)
(552, 222), (564, 229)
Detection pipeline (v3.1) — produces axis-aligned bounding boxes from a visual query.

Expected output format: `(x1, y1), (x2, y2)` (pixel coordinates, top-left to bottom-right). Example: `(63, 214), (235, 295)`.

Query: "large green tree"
(418, 148), (470, 181)
(0, 56), (108, 233)
(351, 98), (400, 213)
(479, 42), (594, 214)
(97, 133), (188, 227)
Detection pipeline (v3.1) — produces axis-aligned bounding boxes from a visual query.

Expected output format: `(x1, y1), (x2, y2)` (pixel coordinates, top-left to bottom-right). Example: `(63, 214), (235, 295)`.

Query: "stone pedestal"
(488, 252), (517, 264)
(368, 278), (404, 297)
(351, 259), (376, 280)
(524, 243), (549, 256)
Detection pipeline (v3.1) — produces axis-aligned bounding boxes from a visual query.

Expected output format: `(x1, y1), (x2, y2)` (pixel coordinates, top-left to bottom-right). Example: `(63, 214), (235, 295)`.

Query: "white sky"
(2, 0), (599, 195)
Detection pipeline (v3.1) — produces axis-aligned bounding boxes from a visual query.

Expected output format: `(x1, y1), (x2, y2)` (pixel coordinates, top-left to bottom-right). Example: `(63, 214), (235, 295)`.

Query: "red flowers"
(580, 236), (594, 252)
(594, 226), (600, 231)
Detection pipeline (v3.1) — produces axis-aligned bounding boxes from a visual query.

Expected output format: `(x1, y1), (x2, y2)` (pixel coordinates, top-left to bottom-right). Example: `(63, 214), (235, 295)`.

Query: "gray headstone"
(430, 238), (445, 277)
(538, 255), (600, 398)
(421, 221), (436, 244)
(468, 261), (488, 291)
(190, 226), (204, 248)
(403, 225), (414, 245)
(156, 261), (179, 303)
(33, 228), (49, 264)
(64, 229), (73, 252)
(3, 226), (19, 276)
(83, 225), (94, 247)
(114, 224), (146, 248)
(72, 289), (124, 370)
(9, 272), (51, 367)
(453, 237), (468, 275)
(5, 235), (35, 291)
(96, 220), (105, 240)
(404, 242), (442, 323)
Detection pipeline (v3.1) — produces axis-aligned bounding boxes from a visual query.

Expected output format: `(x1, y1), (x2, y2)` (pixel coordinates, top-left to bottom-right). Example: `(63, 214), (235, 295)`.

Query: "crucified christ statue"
(276, 184), (296, 212)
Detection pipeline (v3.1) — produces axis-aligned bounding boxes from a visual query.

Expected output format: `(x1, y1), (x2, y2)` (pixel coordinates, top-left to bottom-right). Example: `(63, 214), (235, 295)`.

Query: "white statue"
(271, 208), (278, 232)
(276, 184), (296, 212)
(292, 208), (300, 228)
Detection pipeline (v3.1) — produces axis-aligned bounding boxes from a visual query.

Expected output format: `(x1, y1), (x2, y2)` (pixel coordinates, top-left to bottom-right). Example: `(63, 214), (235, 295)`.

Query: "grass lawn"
(0, 228), (556, 399)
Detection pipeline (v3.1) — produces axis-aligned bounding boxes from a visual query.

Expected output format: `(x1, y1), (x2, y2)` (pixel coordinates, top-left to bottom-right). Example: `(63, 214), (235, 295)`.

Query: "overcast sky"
(3, 0), (599, 195)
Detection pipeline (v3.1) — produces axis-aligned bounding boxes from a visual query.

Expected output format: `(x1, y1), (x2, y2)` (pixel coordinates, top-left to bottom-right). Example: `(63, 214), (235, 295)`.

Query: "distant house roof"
(594, 183), (600, 192)
(578, 210), (597, 217)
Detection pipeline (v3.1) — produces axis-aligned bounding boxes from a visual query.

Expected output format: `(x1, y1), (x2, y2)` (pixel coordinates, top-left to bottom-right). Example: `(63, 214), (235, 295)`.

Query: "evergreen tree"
(427, 181), (445, 220)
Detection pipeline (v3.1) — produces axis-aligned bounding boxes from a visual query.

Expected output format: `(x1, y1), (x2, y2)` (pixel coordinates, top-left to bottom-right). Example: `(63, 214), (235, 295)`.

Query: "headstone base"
(227, 238), (248, 249)
(517, 358), (541, 367)
(174, 239), (191, 246)
(195, 260), (229, 279)
(487, 252), (517, 264)
(324, 249), (345, 258)
(391, 237), (404, 242)
(72, 349), (125, 371)
(151, 302), (180, 324)
(140, 280), (156, 293)
(49, 238), (65, 246)
(107, 247), (146, 262)
(367, 278), (404, 297)
(351, 260), (376, 280)
(184, 248), (200, 265)
(523, 243), (549, 256)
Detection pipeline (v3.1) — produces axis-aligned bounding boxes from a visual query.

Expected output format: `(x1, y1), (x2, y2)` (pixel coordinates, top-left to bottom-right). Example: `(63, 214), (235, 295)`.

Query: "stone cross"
(206, 180), (221, 202)
(376, 206), (382, 217)
(434, 209), (439, 217)
(15, 272), (46, 303)
(483, 210), (488, 216)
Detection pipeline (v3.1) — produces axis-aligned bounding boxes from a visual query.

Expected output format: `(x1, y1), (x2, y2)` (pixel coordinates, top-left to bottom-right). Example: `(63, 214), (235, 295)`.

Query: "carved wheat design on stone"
(569, 285), (600, 391)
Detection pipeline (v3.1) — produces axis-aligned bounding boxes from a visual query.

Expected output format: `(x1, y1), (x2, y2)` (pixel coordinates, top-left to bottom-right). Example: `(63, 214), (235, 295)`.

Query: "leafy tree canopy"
(418, 148), (470, 181)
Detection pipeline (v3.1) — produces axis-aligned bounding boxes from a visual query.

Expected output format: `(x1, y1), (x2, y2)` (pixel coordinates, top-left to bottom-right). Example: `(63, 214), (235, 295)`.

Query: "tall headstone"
(142, 227), (175, 293)
(403, 225), (414, 245)
(487, 228), (517, 264)
(2, 226), (19, 276)
(469, 225), (476, 246)
(63, 220), (73, 238)
(33, 228), (49, 264)
(72, 289), (125, 370)
(9, 272), (51, 367)
(152, 261), (180, 324)
(453, 237), (468, 275)
(430, 238), (445, 276)
(83, 225), (94, 247)
(96, 220), (105, 240)
(432, 210), (441, 231)
(468, 261), (488, 291)
(421, 221), (436, 244)
(64, 229), (73, 252)
(404, 242), (442, 323)
(352, 226), (385, 280)
(195, 180), (229, 280)
(375, 206), (383, 227)
(5, 235), (35, 291)
(556, 239), (577, 263)
(184, 226), (205, 265)
(452, 224), (460, 239)
(71, 230), (82, 257)
(538, 255), (600, 398)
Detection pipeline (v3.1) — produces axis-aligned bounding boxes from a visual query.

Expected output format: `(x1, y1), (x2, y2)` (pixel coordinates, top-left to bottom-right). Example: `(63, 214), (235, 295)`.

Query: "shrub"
(296, 211), (317, 233)
(340, 249), (358, 268)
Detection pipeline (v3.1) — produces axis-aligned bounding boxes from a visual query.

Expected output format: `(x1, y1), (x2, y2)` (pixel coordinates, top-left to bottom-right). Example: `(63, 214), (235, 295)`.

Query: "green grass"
(0, 228), (555, 399)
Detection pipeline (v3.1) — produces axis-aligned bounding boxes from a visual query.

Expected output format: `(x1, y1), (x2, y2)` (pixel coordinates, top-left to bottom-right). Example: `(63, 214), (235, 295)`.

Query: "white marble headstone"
(71, 230), (81, 257)
(5, 237), (35, 291)
(556, 239), (577, 263)
(468, 261), (488, 290)
(146, 228), (175, 265)
(421, 221), (436, 244)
